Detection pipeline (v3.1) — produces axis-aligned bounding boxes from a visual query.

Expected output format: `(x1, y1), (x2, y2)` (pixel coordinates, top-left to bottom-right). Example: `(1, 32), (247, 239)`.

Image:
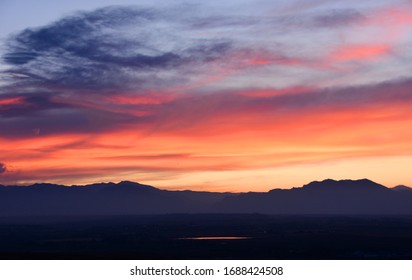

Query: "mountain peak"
(392, 185), (412, 192)
(115, 180), (160, 192)
(118, 180), (140, 186)
(31, 183), (65, 188)
(1, 178), (412, 216)
(301, 178), (388, 191)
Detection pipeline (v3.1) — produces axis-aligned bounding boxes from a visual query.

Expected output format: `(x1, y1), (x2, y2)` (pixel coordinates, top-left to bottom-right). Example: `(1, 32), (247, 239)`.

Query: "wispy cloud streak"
(1, 1), (412, 189)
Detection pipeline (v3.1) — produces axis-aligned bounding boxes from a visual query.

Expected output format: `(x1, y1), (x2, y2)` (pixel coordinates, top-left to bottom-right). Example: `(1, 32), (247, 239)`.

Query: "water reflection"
(178, 236), (251, 240)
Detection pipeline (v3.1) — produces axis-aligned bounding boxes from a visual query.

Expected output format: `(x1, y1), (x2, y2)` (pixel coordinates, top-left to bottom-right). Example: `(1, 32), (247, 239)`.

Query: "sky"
(1, 0), (412, 192)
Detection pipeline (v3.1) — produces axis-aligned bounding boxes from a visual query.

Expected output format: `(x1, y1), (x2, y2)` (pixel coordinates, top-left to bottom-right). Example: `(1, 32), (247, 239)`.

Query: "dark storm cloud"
(2, 6), (232, 91)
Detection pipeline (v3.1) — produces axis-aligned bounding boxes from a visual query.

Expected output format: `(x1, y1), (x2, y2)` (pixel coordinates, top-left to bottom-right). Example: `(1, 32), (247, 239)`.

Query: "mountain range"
(1, 179), (412, 216)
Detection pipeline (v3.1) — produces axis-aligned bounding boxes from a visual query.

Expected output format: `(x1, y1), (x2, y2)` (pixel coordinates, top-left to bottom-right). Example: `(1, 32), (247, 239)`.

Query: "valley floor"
(1, 214), (412, 259)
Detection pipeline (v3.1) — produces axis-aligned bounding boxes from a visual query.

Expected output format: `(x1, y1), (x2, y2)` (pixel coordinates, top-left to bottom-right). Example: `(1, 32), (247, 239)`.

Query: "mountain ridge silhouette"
(392, 185), (412, 192)
(1, 178), (412, 216)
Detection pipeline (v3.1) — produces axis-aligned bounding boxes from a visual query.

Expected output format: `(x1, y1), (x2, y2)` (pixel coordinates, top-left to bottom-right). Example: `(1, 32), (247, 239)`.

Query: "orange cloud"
(3, 85), (412, 190)
(108, 92), (179, 105)
(329, 44), (391, 63)
(3, 2), (412, 192)
(2, 78), (412, 191)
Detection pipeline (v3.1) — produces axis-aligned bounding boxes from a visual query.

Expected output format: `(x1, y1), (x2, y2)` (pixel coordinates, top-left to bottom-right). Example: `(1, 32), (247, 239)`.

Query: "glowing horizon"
(1, 0), (412, 192)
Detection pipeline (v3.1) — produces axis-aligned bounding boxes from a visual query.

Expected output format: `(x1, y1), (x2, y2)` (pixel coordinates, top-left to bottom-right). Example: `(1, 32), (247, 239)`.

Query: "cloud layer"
(3, 6), (234, 90)
(0, 163), (6, 174)
(1, 1), (412, 190)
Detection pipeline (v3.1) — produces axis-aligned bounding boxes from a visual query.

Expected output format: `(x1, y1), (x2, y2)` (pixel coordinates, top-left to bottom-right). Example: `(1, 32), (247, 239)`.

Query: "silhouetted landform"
(1, 214), (412, 260)
(392, 185), (412, 192)
(1, 178), (412, 216)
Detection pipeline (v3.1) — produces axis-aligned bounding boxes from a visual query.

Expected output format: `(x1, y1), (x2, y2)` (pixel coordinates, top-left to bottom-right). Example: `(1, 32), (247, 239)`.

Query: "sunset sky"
(1, 0), (412, 192)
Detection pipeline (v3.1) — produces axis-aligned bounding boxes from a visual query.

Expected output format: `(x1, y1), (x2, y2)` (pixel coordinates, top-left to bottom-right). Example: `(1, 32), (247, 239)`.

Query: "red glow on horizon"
(2, 85), (412, 190)
(2, 1), (412, 191)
